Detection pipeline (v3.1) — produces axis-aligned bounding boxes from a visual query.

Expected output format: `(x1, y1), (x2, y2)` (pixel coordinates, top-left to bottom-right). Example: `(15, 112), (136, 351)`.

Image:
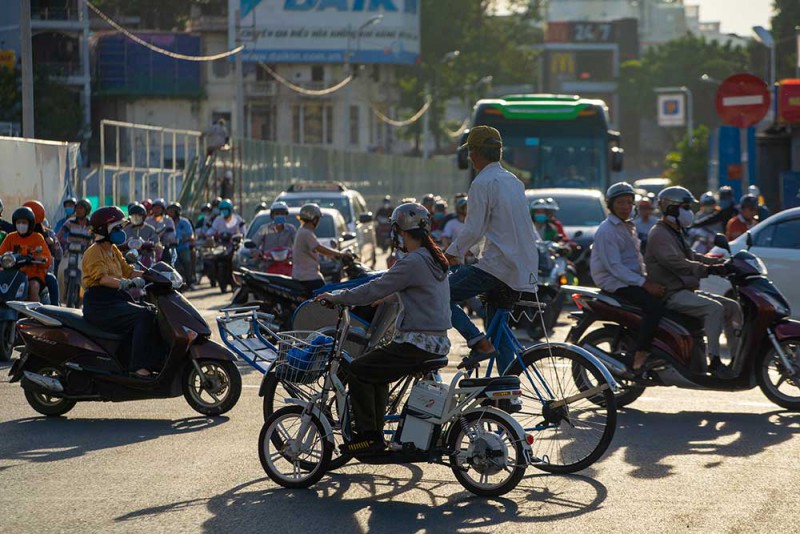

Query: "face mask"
(109, 228), (126, 245)
(65, 207), (75, 216)
(212, 207), (220, 216)
(130, 215), (144, 226)
(221, 209), (231, 218)
(533, 213), (548, 223)
(16, 222), (29, 235)
(677, 207), (695, 228)
(273, 215), (286, 225)
(434, 212), (444, 221)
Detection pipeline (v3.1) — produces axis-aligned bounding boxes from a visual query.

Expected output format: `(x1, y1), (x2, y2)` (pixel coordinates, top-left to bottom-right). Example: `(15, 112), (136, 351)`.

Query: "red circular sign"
(715, 73), (771, 128)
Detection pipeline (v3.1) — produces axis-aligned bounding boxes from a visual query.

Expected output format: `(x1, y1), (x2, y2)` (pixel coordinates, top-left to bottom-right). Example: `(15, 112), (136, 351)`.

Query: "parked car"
(702, 207), (800, 318)
(275, 182), (377, 267)
(633, 177), (672, 196)
(235, 207), (358, 281)
(525, 188), (607, 283)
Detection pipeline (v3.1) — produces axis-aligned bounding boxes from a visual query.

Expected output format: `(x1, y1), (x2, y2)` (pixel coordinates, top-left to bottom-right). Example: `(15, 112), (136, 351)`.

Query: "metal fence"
(224, 138), (469, 218)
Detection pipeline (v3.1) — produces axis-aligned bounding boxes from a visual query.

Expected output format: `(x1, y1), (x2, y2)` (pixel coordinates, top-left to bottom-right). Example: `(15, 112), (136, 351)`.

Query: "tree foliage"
(0, 67), (83, 141)
(771, 0), (800, 80)
(394, 0), (541, 154)
(664, 125), (710, 194)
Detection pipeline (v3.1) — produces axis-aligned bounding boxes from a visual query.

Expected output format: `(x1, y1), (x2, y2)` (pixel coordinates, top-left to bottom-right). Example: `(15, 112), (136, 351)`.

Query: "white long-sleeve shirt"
(590, 214), (646, 292)
(446, 162), (538, 291)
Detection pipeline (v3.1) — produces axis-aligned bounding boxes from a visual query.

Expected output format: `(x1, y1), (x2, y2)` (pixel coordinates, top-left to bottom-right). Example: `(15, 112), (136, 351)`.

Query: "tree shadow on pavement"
(611, 409), (800, 479)
(116, 465), (607, 532)
(0, 416), (227, 464)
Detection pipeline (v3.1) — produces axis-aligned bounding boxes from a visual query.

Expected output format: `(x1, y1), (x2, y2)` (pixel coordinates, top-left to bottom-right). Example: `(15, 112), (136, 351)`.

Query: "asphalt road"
(1, 281), (799, 533)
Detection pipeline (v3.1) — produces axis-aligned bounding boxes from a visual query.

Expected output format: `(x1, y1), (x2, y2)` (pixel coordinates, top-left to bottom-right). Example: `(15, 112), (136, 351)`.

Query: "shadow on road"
(117, 466), (607, 532)
(0, 416), (228, 464)
(612, 409), (800, 478)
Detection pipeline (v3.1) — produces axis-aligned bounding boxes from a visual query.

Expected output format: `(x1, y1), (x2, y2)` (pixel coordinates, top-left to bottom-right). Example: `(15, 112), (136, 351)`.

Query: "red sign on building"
(778, 79), (800, 125)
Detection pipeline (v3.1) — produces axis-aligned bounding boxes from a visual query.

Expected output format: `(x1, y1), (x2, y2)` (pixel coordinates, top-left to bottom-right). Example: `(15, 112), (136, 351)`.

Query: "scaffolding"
(96, 119), (204, 207)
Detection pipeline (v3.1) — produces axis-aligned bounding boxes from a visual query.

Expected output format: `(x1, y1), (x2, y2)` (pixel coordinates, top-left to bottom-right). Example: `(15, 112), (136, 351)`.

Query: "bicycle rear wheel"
(505, 344), (617, 473)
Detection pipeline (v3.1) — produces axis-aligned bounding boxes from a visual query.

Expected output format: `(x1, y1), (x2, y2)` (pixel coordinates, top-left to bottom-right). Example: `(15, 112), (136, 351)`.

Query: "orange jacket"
(0, 231), (52, 281)
(726, 215), (755, 241)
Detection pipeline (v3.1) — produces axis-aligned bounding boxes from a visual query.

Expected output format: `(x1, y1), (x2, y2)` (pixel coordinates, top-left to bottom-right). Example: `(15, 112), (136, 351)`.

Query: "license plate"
(69, 243), (83, 252)
(68, 269), (78, 276)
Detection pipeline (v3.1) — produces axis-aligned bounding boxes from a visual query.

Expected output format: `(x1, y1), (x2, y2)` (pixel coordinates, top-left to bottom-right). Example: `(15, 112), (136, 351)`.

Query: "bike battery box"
(399, 414), (435, 451)
(408, 380), (449, 419)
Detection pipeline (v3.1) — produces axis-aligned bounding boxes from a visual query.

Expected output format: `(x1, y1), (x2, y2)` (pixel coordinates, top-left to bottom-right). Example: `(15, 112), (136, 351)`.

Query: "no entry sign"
(715, 73), (771, 128)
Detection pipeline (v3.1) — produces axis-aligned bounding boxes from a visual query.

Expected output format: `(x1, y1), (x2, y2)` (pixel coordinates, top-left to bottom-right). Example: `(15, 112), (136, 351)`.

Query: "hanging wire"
(445, 117), (470, 138)
(86, 1), (244, 61)
(370, 96), (432, 127)
(258, 63), (353, 96)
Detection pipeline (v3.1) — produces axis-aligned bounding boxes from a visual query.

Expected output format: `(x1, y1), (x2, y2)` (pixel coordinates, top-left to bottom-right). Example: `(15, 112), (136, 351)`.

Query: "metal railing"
(98, 119), (203, 207)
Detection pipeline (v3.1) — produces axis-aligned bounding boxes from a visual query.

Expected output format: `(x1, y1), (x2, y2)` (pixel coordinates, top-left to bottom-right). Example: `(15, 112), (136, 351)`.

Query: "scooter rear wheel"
(23, 361), (76, 417)
(577, 326), (647, 408)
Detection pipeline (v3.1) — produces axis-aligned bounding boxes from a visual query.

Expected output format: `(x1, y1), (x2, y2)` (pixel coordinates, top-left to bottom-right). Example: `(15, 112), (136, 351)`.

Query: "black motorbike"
(0, 252), (50, 361)
(231, 254), (371, 330)
(7, 257), (241, 417)
(213, 233), (241, 293)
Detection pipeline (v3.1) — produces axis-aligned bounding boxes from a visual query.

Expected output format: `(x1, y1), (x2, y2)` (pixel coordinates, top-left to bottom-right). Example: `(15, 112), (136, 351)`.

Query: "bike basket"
(274, 331), (334, 384)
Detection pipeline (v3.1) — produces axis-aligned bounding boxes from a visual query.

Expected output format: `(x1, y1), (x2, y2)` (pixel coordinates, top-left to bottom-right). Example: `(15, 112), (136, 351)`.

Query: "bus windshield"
(475, 111), (609, 191)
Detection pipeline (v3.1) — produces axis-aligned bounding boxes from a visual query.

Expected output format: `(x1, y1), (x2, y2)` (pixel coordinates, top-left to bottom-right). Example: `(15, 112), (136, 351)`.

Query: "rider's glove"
(707, 263), (728, 277)
(130, 277), (146, 289)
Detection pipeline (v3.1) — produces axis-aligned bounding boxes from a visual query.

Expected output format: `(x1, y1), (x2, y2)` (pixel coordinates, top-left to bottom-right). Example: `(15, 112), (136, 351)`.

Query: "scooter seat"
(459, 376), (520, 389)
(599, 291), (705, 332)
(37, 306), (125, 341)
(414, 356), (449, 374)
(247, 270), (310, 293)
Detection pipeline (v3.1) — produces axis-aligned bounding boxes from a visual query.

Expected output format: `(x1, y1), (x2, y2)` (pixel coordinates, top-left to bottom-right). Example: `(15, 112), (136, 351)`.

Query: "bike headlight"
(169, 271), (184, 289)
(748, 256), (768, 275)
(1, 253), (16, 269)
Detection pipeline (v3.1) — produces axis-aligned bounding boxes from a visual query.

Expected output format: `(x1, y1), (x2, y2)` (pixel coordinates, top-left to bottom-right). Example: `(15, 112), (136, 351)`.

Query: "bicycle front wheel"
(506, 344), (617, 473)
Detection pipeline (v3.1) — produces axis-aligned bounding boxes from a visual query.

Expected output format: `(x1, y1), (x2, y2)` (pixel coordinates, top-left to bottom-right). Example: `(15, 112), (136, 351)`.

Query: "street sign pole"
(740, 127), (749, 189)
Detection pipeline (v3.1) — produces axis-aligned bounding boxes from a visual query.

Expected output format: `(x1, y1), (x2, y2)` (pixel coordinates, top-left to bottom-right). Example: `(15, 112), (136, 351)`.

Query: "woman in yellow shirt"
(83, 207), (158, 378)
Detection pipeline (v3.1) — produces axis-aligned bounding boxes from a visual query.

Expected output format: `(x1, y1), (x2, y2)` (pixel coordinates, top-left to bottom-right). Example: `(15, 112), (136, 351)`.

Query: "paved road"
(1, 283), (799, 533)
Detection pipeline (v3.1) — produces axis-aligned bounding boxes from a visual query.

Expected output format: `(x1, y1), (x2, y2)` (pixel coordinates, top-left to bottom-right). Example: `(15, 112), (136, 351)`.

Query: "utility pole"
(20, 0), (34, 138)
(234, 9), (245, 140)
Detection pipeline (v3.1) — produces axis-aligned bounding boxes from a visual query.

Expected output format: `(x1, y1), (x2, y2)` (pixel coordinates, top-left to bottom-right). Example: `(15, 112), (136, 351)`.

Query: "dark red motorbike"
(565, 234), (800, 410)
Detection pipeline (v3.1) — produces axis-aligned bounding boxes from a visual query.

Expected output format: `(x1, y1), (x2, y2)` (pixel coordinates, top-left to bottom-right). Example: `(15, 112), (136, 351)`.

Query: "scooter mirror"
(243, 239), (257, 249)
(125, 250), (140, 264)
(713, 233), (731, 253)
(745, 231), (753, 250)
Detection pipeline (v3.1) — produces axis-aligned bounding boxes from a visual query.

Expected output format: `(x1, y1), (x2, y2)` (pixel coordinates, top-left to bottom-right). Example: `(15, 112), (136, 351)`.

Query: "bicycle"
(258, 303), (532, 497)
(472, 288), (619, 473)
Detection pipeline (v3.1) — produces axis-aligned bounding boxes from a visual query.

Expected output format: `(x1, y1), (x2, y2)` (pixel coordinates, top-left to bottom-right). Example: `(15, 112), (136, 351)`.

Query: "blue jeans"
(449, 266), (515, 372)
(45, 273), (59, 306)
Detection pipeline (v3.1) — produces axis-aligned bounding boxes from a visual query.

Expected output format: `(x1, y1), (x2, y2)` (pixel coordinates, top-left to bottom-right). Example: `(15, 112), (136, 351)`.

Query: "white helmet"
(747, 184), (760, 197)
(700, 191), (716, 206)
(270, 201), (289, 214)
(545, 197), (559, 211)
(390, 202), (431, 233)
(299, 203), (322, 222)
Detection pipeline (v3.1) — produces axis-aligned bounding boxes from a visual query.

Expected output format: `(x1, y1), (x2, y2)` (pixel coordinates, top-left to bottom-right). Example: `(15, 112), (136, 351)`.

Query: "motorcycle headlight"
(747, 256), (768, 276)
(168, 271), (183, 289)
(1, 253), (16, 269)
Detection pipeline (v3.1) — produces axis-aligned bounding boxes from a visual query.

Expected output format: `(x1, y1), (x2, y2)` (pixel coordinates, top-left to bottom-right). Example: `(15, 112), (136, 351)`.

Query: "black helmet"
(167, 202), (182, 214)
(76, 198), (92, 215)
(12, 207), (36, 227)
(63, 196), (77, 207)
(212, 197), (222, 208)
(128, 202), (147, 217)
(739, 194), (758, 210)
(200, 203), (212, 212)
(719, 185), (734, 200)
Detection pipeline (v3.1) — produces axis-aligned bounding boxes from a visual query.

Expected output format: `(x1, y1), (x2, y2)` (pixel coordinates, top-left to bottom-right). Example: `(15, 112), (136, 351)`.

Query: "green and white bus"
(457, 94), (623, 191)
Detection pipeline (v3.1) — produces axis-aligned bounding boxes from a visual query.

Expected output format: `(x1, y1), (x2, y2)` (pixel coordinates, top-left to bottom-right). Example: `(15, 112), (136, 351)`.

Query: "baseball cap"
(459, 125), (502, 150)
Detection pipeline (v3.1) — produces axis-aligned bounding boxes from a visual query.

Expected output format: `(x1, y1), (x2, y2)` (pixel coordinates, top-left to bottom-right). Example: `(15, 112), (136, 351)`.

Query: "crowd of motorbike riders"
(0, 139), (775, 382)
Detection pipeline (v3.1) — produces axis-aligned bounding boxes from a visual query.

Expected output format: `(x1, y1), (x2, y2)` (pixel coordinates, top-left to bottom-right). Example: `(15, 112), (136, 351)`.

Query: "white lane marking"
(722, 95), (764, 107)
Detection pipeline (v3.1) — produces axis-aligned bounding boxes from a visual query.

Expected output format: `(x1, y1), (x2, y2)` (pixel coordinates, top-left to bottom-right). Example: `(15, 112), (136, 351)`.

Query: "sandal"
(632, 357), (666, 379)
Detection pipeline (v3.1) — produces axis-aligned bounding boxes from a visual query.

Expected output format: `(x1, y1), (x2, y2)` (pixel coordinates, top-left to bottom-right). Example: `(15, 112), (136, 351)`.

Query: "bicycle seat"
(37, 306), (125, 341)
(459, 376), (520, 390)
(414, 357), (449, 374)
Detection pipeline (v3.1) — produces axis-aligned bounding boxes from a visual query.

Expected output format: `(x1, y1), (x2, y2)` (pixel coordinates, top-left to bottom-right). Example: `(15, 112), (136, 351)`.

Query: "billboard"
(229, 0), (420, 64)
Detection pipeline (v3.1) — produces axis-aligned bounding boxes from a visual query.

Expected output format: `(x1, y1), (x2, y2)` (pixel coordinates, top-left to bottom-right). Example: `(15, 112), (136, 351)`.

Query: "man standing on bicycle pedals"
(444, 126), (539, 372)
(591, 183), (666, 377)
(316, 203), (451, 454)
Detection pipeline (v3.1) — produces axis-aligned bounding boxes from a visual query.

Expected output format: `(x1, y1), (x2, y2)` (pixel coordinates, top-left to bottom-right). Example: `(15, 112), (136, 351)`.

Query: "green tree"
(394, 0), (541, 154)
(663, 125), (710, 194)
(0, 67), (83, 141)
(771, 0), (800, 80)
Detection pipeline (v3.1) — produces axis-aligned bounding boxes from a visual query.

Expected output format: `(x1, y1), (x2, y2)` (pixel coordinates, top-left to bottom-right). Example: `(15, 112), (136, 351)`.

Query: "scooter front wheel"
(0, 320), (15, 361)
(259, 405), (332, 489)
(758, 338), (800, 410)
(183, 359), (242, 416)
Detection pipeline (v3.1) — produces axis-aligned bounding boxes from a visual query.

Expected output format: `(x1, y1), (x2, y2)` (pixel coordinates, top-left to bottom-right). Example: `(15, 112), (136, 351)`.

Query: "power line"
(258, 63), (353, 96)
(371, 96), (432, 127)
(86, 1), (243, 62)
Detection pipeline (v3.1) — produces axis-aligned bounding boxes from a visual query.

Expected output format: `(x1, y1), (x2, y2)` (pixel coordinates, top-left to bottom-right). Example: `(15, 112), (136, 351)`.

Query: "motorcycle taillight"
(571, 294), (584, 310)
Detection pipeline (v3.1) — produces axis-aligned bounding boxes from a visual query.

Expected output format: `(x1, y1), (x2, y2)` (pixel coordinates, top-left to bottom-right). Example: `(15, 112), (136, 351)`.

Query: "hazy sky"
(691, 0), (774, 36)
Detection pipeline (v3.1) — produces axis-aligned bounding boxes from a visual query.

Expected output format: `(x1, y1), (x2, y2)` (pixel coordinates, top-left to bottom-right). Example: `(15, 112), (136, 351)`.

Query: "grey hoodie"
(328, 247), (451, 336)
